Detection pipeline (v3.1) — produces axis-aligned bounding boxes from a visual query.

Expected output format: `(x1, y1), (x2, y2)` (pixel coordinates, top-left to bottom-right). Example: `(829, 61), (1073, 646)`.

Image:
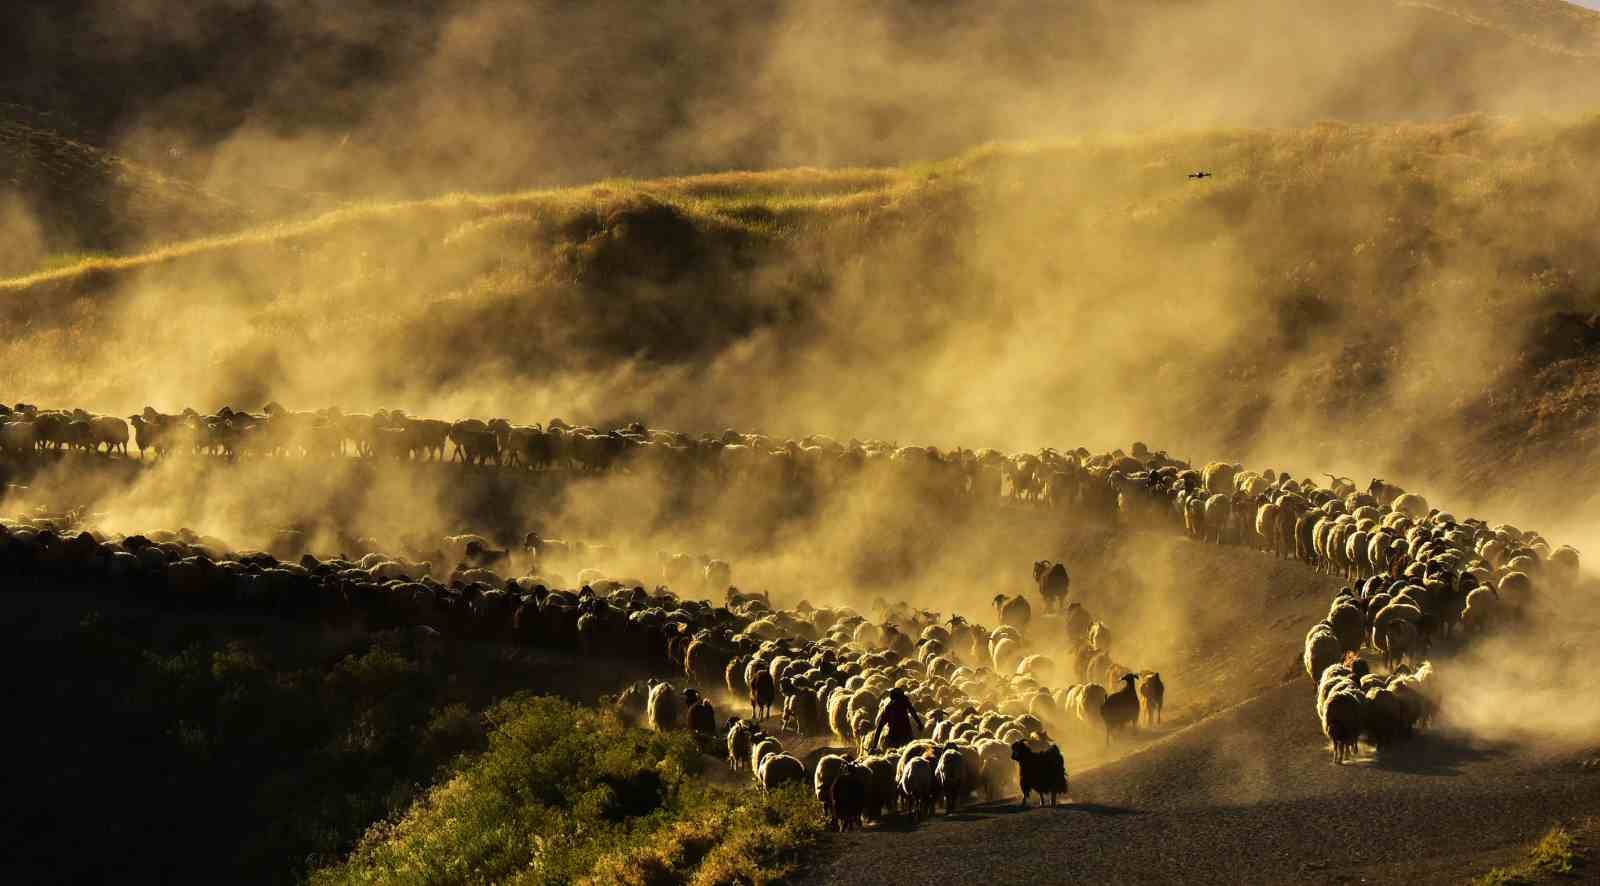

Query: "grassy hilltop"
(3, 113), (1600, 532)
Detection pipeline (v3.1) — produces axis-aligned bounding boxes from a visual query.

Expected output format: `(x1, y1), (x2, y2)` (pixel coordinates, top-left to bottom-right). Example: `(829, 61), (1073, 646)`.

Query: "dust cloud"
(1, 0), (1598, 751)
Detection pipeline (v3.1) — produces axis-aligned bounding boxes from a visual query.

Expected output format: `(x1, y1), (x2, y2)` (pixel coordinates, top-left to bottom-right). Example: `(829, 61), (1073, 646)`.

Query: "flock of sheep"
(1096, 452), (1581, 762)
(1300, 509), (1574, 762)
(3, 398), (1585, 798)
(0, 493), (1163, 831)
(0, 403), (1163, 516)
(610, 574), (1164, 830)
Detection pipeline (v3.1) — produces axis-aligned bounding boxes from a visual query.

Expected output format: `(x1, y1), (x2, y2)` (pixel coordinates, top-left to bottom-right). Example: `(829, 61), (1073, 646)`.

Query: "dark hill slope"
(0, 104), (257, 274)
(4, 0), (1599, 205)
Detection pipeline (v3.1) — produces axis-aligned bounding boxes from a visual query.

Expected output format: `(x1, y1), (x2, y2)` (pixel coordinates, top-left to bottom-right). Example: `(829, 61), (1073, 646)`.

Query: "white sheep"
(758, 753), (806, 791)
(726, 720), (753, 771)
(974, 738), (1014, 801)
(898, 754), (936, 821)
(1459, 587), (1499, 634)
(814, 753), (850, 812)
(1304, 623), (1342, 681)
(934, 747), (966, 814)
(751, 736), (784, 773)
(646, 680), (680, 732)
(1391, 492), (1429, 520)
(1316, 669), (1365, 764)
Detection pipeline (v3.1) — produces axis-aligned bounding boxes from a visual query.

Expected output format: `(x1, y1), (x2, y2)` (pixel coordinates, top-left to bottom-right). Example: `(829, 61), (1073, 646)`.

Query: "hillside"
(4, 113), (1600, 540)
(0, 104), (260, 275)
(1404, 0), (1600, 56)
(4, 0), (1600, 213)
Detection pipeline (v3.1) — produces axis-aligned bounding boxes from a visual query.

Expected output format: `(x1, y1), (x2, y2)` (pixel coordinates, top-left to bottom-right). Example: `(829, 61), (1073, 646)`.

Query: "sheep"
(724, 657), (748, 696)
(781, 681), (821, 735)
(830, 762), (871, 831)
(1033, 560), (1070, 611)
(898, 754), (937, 821)
(1362, 685), (1411, 748)
(1139, 672), (1165, 725)
(974, 738), (1014, 801)
(1459, 587), (1499, 634)
(1100, 673), (1141, 744)
(993, 593), (1031, 629)
(1304, 623), (1342, 681)
(826, 689), (855, 740)
(935, 746), (966, 814)
(646, 679), (680, 732)
(1201, 461), (1239, 497)
(1066, 683), (1108, 728)
(861, 755), (898, 822)
(991, 635), (1024, 674)
(814, 753), (850, 816)
(89, 416), (129, 455)
(0, 419), (37, 456)
(759, 753), (806, 792)
(1371, 599), (1422, 665)
(749, 668), (777, 721)
(1009, 740), (1068, 807)
(726, 719), (754, 771)
(704, 559), (732, 594)
(1202, 494), (1231, 543)
(1392, 492), (1429, 520)
(684, 688), (716, 739)
(1015, 653), (1057, 685)
(1497, 571), (1534, 612)
(1087, 620), (1113, 653)
(613, 680), (649, 725)
(1317, 666), (1365, 764)
(751, 736), (784, 773)
(1550, 545), (1581, 588)
(1327, 600), (1365, 653)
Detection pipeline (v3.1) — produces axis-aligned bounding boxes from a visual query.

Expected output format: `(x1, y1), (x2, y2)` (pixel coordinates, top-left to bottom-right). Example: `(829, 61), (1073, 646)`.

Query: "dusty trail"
(11, 452), (1595, 885)
(804, 678), (1600, 886)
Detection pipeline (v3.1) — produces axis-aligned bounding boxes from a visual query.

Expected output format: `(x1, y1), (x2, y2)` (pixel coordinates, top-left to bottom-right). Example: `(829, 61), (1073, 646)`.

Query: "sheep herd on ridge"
(0, 397), (1585, 829)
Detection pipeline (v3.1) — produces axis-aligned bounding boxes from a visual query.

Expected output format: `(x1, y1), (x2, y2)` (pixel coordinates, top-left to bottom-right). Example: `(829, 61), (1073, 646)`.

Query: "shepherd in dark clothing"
(869, 687), (924, 752)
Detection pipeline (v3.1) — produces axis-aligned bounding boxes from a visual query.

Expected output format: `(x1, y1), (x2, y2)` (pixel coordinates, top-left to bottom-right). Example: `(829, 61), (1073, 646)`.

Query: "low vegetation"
(313, 697), (825, 886)
(1473, 820), (1592, 885)
(3, 608), (489, 885)
(2, 597), (824, 886)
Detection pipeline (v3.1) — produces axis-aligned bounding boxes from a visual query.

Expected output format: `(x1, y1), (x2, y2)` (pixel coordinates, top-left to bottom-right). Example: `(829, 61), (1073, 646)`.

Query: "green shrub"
(314, 698), (826, 886)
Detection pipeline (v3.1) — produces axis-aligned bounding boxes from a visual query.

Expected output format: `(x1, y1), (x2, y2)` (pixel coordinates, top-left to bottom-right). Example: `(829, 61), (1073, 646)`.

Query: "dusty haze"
(1, 0), (1598, 751)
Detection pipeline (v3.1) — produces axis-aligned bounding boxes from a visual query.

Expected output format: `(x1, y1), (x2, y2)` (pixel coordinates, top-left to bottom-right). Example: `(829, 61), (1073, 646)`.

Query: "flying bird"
(1188, 171), (1213, 180)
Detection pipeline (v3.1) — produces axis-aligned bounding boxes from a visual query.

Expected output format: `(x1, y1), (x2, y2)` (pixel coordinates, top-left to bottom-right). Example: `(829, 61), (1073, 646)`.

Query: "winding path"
(805, 679), (1600, 885)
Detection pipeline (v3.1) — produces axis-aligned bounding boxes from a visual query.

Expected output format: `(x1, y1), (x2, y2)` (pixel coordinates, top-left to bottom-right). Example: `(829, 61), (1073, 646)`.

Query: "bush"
(314, 697), (826, 886)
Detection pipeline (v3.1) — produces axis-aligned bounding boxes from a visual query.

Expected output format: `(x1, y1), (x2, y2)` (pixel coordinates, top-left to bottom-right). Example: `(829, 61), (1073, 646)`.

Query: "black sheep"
(1009, 740), (1069, 807)
(684, 688), (716, 739)
(749, 669), (776, 721)
(830, 763), (870, 832)
(1101, 673), (1141, 744)
(1034, 560), (1071, 612)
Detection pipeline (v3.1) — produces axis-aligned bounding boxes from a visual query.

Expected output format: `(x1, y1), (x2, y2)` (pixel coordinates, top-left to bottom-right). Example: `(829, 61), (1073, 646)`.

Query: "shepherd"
(868, 687), (924, 752)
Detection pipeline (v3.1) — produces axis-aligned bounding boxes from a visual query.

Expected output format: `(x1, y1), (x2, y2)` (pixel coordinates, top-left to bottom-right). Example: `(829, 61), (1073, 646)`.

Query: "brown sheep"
(993, 593), (1032, 629)
(1138, 672), (1165, 725)
(1100, 673), (1141, 745)
(1033, 560), (1071, 612)
(749, 668), (777, 722)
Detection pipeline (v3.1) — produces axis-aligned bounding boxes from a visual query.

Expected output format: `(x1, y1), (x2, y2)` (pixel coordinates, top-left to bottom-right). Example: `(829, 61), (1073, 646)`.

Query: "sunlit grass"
(312, 695), (826, 886)
(1473, 820), (1589, 885)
